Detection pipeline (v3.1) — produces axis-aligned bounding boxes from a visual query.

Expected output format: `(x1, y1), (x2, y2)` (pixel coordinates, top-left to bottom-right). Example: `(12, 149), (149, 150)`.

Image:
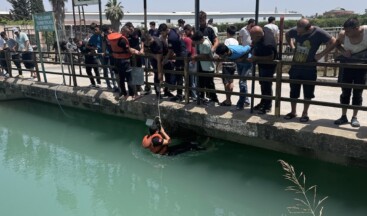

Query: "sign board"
(73, 0), (99, 6)
(33, 12), (55, 32)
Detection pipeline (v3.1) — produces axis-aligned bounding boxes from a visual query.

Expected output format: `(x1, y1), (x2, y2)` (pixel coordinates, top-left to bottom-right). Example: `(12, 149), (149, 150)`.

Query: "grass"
(279, 160), (328, 216)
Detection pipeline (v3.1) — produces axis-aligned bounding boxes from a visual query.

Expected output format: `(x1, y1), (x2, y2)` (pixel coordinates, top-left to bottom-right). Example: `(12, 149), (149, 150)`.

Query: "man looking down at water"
(332, 18), (367, 127)
(248, 25), (277, 114)
(142, 117), (205, 156)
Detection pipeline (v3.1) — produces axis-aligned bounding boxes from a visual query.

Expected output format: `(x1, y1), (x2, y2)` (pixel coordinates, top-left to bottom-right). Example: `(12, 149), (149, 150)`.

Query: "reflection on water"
(0, 100), (367, 216)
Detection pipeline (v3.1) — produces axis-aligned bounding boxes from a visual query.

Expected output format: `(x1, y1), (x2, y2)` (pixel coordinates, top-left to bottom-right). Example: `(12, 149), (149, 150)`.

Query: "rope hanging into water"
(157, 82), (162, 119)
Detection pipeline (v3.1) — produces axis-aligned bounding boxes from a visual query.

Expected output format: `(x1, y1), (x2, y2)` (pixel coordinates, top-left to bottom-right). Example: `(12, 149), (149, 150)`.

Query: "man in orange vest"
(142, 118), (171, 155)
(142, 117), (206, 156)
(108, 26), (142, 100)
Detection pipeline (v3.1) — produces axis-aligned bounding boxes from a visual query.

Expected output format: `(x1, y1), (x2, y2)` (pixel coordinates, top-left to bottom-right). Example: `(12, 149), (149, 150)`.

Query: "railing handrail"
(1, 50), (367, 120)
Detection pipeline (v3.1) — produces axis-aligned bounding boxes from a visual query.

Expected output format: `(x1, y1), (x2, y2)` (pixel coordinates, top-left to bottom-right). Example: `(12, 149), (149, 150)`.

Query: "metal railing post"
(32, 52), (40, 81)
(5, 50), (12, 77)
(184, 57), (189, 104)
(70, 52), (78, 86)
(274, 61), (282, 117)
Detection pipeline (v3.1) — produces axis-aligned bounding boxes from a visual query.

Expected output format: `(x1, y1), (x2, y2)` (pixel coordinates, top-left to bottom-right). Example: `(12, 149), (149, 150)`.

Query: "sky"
(1, 0), (367, 16)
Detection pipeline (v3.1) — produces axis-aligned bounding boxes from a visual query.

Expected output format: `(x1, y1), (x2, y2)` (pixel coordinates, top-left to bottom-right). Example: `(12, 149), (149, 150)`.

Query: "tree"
(49, 0), (67, 41)
(31, 0), (45, 14)
(7, 0), (31, 20)
(105, 0), (124, 32)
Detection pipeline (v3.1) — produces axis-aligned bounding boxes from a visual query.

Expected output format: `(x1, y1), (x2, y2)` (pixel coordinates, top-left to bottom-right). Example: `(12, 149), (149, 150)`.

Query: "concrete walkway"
(14, 63), (367, 129)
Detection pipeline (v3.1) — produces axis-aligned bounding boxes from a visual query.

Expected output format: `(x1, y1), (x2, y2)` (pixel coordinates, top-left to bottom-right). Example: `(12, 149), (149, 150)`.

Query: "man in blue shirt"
(215, 43), (252, 110)
(86, 23), (102, 87)
(87, 23), (102, 54)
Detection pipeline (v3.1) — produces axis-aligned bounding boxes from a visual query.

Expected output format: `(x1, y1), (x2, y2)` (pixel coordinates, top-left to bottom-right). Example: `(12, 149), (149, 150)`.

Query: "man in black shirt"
(199, 11), (219, 52)
(148, 21), (159, 37)
(125, 22), (146, 94)
(142, 33), (173, 97)
(159, 23), (187, 101)
(249, 26), (277, 114)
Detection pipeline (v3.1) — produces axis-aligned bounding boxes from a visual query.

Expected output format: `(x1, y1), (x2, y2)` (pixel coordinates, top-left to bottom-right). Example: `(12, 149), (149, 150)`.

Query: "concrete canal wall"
(1, 77), (367, 168)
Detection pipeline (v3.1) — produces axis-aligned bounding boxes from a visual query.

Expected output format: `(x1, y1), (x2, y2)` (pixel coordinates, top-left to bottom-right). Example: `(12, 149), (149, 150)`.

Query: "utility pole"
(98, 0), (102, 27)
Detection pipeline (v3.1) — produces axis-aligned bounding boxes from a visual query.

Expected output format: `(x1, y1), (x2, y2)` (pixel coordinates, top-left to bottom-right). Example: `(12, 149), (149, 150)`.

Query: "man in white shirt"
(0, 32), (6, 75)
(238, 18), (255, 46)
(264, 16), (280, 44)
(191, 30), (219, 104)
(13, 27), (36, 78)
(208, 18), (218, 36)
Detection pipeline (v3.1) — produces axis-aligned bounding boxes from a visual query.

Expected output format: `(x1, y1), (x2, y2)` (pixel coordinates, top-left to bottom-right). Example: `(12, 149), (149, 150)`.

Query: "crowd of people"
(1, 13), (367, 128)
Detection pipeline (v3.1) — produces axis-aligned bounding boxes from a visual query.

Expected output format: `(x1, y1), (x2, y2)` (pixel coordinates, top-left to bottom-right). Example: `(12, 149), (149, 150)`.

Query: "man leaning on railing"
(284, 18), (336, 123)
(248, 25), (277, 115)
(331, 18), (367, 128)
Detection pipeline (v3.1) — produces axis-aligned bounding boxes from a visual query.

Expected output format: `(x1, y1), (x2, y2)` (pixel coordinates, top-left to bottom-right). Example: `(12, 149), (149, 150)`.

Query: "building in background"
(64, 11), (303, 28)
(323, 7), (354, 17)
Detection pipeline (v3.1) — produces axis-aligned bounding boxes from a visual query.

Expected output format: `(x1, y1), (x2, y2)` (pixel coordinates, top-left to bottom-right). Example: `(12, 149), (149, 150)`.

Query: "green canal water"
(0, 100), (367, 216)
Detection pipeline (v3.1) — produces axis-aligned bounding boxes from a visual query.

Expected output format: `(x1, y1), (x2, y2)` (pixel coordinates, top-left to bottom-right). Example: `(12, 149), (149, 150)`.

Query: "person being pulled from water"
(142, 117), (205, 156)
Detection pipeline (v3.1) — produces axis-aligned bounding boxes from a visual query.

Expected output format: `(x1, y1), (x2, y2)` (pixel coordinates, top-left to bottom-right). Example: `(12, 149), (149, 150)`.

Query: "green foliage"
(49, 0), (68, 41)
(216, 14), (367, 33)
(0, 17), (33, 26)
(7, 0), (32, 20)
(31, 0), (46, 14)
(279, 160), (328, 216)
(105, 0), (124, 32)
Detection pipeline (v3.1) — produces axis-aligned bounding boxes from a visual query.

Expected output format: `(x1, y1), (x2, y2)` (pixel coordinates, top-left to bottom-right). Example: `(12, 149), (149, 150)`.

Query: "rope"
(54, 84), (73, 119)
(157, 82), (162, 119)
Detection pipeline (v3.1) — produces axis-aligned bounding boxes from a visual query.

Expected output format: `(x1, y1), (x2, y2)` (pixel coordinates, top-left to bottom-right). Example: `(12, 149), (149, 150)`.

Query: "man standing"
(0, 31), (21, 76)
(142, 32), (169, 97)
(13, 27), (36, 78)
(264, 16), (280, 44)
(159, 23), (187, 102)
(332, 18), (367, 127)
(238, 19), (255, 46)
(148, 21), (159, 37)
(65, 37), (77, 63)
(215, 42), (252, 109)
(0, 31), (7, 75)
(249, 26), (277, 114)
(218, 26), (239, 106)
(177, 19), (185, 32)
(108, 26), (141, 100)
(199, 11), (219, 52)
(284, 18), (336, 122)
(207, 18), (218, 36)
(192, 31), (218, 104)
(124, 22), (145, 94)
(101, 25), (118, 90)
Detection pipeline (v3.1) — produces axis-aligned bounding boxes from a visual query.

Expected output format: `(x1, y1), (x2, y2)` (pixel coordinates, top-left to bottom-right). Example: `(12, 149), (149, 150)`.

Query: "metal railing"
(1, 50), (367, 119)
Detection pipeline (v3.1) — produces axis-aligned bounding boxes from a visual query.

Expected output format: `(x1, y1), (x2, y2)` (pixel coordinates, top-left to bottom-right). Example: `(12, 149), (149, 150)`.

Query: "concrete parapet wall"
(1, 77), (367, 168)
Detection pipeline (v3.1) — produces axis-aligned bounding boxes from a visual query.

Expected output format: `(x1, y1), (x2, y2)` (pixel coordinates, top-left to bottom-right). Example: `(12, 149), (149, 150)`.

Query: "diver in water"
(142, 117), (206, 156)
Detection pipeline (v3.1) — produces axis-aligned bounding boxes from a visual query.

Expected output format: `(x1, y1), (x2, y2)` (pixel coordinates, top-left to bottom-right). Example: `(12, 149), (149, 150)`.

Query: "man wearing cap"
(13, 27), (36, 78)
